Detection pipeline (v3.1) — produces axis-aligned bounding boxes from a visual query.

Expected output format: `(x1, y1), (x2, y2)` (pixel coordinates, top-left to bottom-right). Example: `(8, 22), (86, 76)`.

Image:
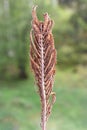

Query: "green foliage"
(55, 0), (87, 68)
(0, 0), (31, 79)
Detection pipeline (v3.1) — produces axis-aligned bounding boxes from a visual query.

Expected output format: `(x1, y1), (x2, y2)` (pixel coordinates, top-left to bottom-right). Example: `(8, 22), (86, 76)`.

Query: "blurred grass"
(0, 69), (87, 130)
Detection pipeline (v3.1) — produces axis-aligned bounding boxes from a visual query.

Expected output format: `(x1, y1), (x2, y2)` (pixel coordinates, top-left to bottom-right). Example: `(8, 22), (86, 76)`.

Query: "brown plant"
(30, 6), (56, 130)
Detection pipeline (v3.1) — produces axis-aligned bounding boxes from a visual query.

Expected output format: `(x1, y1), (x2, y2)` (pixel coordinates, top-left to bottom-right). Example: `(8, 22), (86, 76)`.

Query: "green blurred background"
(0, 0), (87, 130)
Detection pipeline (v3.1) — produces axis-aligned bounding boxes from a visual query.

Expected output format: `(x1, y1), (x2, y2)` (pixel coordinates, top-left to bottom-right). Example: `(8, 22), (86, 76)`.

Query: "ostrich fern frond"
(30, 6), (56, 130)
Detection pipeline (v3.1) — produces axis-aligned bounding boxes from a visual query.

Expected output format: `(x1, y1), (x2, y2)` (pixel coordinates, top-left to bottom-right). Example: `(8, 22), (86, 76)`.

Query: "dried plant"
(30, 6), (56, 130)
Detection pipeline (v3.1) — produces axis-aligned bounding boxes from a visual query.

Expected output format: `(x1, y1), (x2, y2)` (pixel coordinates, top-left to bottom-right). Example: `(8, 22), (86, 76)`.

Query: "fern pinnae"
(30, 6), (56, 130)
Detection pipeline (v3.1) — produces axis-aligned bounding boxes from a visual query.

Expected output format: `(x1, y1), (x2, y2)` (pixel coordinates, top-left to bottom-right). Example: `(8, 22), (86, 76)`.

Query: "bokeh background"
(0, 0), (87, 130)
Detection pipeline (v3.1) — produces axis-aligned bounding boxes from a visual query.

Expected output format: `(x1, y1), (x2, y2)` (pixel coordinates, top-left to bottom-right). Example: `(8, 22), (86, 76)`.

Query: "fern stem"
(40, 33), (46, 130)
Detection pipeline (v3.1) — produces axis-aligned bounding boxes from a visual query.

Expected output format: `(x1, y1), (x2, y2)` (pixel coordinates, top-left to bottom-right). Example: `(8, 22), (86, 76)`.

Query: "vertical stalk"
(40, 32), (46, 130)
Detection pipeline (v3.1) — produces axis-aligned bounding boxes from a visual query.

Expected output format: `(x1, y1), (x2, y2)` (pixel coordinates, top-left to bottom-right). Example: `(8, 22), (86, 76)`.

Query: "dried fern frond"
(30, 6), (56, 130)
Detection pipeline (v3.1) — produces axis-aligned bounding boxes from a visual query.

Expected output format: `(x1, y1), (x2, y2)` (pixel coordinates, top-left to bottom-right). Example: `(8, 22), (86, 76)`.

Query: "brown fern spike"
(30, 6), (56, 130)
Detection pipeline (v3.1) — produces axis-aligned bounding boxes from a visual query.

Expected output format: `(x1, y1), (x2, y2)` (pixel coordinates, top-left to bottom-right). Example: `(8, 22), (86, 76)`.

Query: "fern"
(30, 6), (56, 130)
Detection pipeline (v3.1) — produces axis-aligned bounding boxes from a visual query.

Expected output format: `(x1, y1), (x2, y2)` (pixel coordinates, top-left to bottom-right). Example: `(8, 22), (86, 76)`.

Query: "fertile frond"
(30, 6), (56, 130)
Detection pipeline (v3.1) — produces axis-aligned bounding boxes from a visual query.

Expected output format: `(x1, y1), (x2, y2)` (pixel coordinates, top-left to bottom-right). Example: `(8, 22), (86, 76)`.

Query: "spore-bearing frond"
(30, 6), (56, 130)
